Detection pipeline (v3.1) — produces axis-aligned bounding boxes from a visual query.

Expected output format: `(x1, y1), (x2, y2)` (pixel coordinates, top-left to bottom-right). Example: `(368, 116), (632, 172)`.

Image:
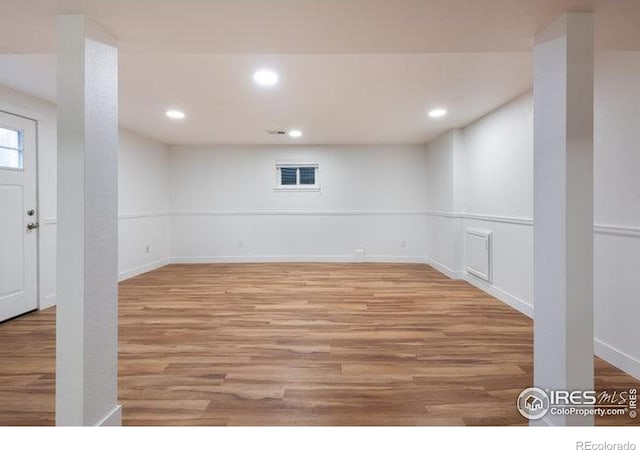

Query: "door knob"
(26, 222), (39, 231)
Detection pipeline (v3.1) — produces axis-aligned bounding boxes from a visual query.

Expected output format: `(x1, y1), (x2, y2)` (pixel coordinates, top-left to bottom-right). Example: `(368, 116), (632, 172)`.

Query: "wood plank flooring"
(0, 263), (637, 426)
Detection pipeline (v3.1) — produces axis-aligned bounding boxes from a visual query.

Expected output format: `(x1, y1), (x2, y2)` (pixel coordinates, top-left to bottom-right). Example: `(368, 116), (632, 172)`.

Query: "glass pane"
(280, 167), (297, 185)
(299, 167), (316, 185)
(0, 147), (22, 170)
(0, 127), (20, 149)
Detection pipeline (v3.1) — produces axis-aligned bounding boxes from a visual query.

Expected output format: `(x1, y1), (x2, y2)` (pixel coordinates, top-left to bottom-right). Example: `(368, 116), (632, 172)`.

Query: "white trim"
(425, 210), (534, 226)
(595, 338), (640, 381)
(462, 273), (534, 318)
(170, 255), (426, 264)
(40, 293), (56, 310)
(426, 257), (533, 318)
(0, 104), (52, 124)
(42, 212), (170, 224)
(428, 257), (640, 381)
(427, 211), (640, 235)
(425, 210), (460, 219)
(118, 212), (169, 220)
(118, 258), (170, 281)
(275, 160), (319, 168)
(43, 259), (169, 309)
(463, 213), (533, 226)
(365, 255), (428, 264)
(594, 224), (640, 239)
(170, 209), (428, 217)
(465, 228), (493, 283)
(45, 211), (640, 235)
(425, 257), (465, 280)
(94, 405), (122, 427)
(171, 255), (356, 264)
(273, 185), (321, 192)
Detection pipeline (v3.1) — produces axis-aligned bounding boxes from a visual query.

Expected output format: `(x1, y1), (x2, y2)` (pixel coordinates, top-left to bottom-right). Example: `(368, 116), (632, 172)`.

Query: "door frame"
(0, 107), (41, 311)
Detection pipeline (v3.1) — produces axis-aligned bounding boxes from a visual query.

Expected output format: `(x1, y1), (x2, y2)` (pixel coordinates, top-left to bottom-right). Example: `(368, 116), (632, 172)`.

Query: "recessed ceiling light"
(288, 129), (303, 138)
(253, 69), (279, 87)
(428, 108), (447, 118)
(166, 109), (186, 120)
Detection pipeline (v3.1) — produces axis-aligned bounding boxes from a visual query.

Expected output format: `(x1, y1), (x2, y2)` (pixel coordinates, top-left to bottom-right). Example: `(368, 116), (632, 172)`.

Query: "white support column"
(56, 15), (120, 426)
(533, 13), (594, 426)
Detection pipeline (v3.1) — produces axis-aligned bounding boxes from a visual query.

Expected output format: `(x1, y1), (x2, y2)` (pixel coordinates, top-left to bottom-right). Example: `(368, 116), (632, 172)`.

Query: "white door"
(0, 111), (38, 322)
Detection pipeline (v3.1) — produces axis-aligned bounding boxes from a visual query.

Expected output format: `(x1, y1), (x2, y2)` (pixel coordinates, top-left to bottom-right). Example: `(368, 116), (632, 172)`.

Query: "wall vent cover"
(465, 228), (493, 283)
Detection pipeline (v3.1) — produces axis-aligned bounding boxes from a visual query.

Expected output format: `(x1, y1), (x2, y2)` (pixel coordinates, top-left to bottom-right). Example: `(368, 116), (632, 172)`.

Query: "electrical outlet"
(145, 245), (150, 254)
(238, 240), (244, 248)
(401, 240), (408, 249)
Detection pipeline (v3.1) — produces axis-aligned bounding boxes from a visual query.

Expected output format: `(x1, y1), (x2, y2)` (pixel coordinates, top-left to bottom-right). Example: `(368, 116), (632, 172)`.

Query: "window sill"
(273, 185), (321, 192)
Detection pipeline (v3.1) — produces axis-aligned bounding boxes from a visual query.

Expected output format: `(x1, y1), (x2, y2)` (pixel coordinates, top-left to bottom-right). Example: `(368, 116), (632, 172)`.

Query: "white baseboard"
(170, 255), (355, 264)
(118, 258), (170, 281)
(428, 258), (640, 382)
(94, 404), (122, 426)
(169, 255), (427, 264)
(425, 257), (465, 280)
(45, 253), (640, 385)
(462, 273), (534, 319)
(595, 338), (640, 381)
(40, 293), (57, 310)
(427, 257), (534, 318)
(365, 255), (429, 264)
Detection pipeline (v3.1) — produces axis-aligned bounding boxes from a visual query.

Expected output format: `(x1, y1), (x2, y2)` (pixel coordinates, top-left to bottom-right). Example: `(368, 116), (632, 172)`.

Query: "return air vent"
(465, 228), (492, 283)
(266, 129), (287, 135)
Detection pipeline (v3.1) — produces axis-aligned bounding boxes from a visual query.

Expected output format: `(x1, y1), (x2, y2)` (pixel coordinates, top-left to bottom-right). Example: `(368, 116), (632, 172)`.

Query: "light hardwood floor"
(0, 263), (637, 426)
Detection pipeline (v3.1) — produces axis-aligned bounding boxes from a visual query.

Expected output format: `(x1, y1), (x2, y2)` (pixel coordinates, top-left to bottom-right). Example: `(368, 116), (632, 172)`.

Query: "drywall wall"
(458, 93), (534, 315)
(169, 144), (428, 262)
(425, 131), (462, 273)
(426, 59), (640, 378)
(425, 94), (534, 316)
(0, 83), (171, 309)
(118, 129), (171, 280)
(2, 53), (638, 380)
(593, 51), (640, 378)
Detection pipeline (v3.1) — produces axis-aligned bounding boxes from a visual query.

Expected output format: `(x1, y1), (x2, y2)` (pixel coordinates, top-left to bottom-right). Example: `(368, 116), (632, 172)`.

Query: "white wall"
(458, 93), (535, 315)
(118, 129), (171, 280)
(425, 131), (462, 273)
(459, 95), (533, 218)
(426, 57), (640, 379)
(593, 51), (640, 378)
(0, 84), (171, 309)
(425, 94), (534, 316)
(169, 145), (428, 262)
(3, 53), (638, 380)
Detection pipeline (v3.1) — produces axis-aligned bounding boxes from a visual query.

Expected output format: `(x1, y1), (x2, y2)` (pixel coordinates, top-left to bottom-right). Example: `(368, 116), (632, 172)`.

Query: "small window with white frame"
(0, 126), (24, 171)
(275, 161), (320, 191)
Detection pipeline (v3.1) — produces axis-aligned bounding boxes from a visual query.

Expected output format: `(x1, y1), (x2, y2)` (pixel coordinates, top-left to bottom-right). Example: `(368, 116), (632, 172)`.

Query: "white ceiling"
(0, 0), (637, 145)
(0, 53), (532, 145)
(1, 0), (639, 54)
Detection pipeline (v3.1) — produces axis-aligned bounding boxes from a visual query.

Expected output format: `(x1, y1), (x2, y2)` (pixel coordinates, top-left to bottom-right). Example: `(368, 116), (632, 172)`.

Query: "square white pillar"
(533, 13), (594, 426)
(56, 15), (120, 426)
